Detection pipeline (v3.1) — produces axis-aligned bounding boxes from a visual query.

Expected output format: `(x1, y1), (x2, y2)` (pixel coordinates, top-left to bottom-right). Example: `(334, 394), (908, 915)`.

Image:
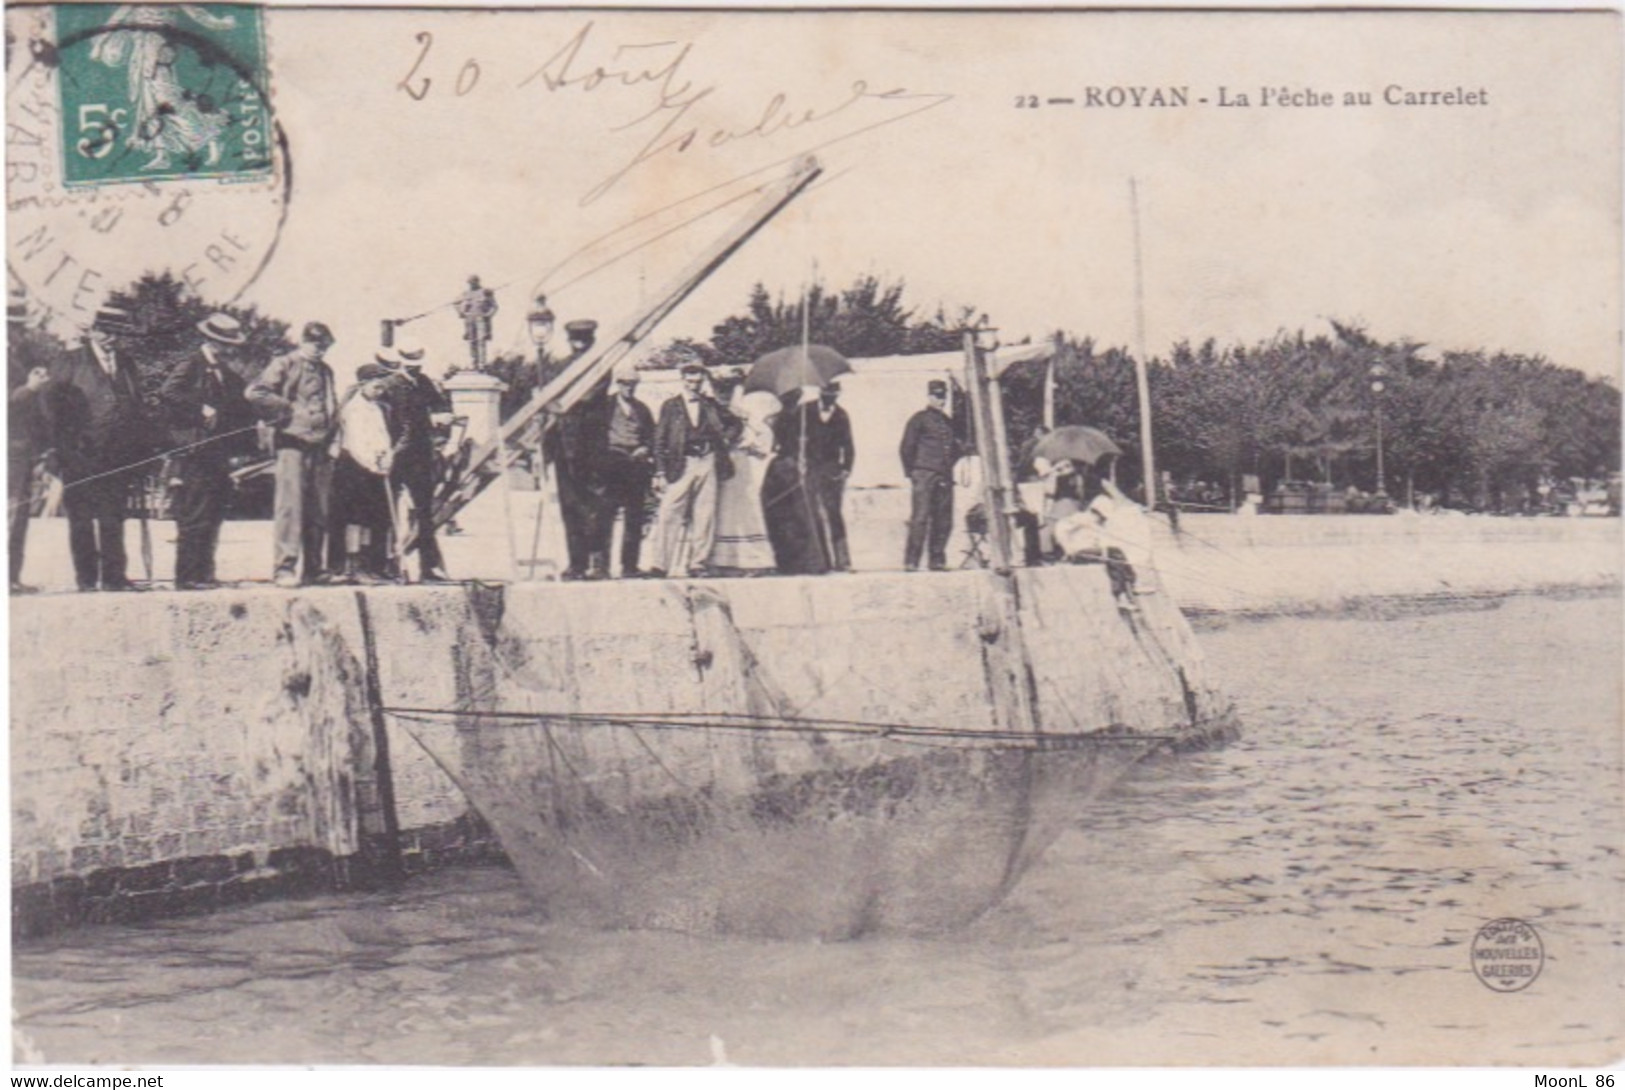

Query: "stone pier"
(10, 565), (1225, 937)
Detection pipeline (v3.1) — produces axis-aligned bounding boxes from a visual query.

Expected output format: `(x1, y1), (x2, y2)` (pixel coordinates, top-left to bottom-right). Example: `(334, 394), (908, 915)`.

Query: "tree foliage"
(8, 271), (296, 429)
(99, 271), (295, 403)
(661, 275), (976, 370)
(998, 322), (1620, 511)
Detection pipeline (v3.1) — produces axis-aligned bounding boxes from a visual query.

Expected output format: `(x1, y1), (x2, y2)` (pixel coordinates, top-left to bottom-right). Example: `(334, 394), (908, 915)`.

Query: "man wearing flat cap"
(651, 360), (740, 577)
(50, 304), (157, 591)
(248, 321), (340, 587)
(160, 312), (253, 589)
(596, 360), (657, 577)
(899, 378), (960, 571)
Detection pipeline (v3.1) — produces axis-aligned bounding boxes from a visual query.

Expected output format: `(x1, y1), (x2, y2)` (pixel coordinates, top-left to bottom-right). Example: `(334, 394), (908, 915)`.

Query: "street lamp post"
(1368, 363), (1388, 498)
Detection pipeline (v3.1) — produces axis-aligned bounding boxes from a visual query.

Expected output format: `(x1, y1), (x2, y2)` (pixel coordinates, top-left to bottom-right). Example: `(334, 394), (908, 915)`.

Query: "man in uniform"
(597, 360), (656, 577)
(651, 361), (739, 578)
(899, 378), (959, 571)
(546, 319), (608, 579)
(160, 312), (253, 589)
(52, 305), (155, 592)
(247, 321), (340, 588)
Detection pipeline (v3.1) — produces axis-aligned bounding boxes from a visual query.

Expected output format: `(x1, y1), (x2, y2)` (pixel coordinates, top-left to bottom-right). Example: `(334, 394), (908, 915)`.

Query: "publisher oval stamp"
(1471, 917), (1544, 992)
(5, 3), (289, 335)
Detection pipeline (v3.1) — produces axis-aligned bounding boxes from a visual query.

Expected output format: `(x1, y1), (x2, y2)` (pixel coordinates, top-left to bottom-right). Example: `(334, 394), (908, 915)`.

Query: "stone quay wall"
(10, 564), (1218, 938)
(10, 516), (1616, 937)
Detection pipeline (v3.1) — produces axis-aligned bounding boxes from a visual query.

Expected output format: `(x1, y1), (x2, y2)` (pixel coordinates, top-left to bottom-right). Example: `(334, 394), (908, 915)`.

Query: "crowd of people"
(7, 304), (984, 592)
(551, 352), (861, 580)
(7, 305), (451, 593)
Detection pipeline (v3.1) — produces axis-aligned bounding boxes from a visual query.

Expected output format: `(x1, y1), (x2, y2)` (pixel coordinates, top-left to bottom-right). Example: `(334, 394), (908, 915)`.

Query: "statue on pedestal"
(454, 275), (498, 370)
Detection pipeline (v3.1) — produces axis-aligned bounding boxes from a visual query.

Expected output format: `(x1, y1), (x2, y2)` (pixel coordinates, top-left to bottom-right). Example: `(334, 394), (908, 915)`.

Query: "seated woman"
(1045, 460), (1154, 602)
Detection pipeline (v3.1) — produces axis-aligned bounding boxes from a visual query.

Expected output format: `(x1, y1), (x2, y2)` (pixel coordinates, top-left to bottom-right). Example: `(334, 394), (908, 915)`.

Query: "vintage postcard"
(6, 3), (1621, 1073)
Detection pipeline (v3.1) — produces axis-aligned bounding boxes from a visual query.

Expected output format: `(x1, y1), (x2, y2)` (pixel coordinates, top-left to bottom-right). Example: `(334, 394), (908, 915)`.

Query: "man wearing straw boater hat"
(52, 304), (156, 592)
(380, 341), (450, 581)
(160, 312), (253, 589)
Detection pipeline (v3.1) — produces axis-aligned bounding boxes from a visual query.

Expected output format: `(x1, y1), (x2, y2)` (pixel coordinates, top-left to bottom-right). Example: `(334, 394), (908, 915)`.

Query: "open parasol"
(1032, 425), (1122, 468)
(744, 344), (852, 397)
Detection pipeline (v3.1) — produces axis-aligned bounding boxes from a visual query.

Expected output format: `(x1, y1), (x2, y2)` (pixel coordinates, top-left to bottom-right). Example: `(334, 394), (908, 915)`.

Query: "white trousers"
(653, 453), (719, 575)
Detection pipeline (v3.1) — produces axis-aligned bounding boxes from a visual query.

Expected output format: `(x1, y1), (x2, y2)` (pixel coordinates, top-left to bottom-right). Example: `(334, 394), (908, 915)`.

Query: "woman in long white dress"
(709, 389), (780, 574)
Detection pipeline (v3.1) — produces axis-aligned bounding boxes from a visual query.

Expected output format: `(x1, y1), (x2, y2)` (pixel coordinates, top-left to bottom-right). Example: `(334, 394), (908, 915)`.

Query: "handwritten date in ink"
(394, 21), (953, 206)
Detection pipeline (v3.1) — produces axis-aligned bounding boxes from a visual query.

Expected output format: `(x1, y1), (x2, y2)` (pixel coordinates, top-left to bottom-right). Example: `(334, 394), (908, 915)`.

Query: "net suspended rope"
(382, 706), (1180, 750)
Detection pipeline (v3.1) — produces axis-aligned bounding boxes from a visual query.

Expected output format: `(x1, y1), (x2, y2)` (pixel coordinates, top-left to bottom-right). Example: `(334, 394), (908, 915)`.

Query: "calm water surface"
(14, 593), (1623, 1066)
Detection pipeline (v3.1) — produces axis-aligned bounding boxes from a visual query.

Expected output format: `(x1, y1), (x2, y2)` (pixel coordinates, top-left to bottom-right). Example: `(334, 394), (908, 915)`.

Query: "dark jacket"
(387, 370), (445, 479)
(246, 347), (339, 446)
(655, 394), (739, 484)
(899, 405), (958, 477)
(604, 392), (656, 458)
(9, 383), (55, 468)
(549, 390), (613, 489)
(159, 350), (253, 470)
(806, 402), (855, 475)
(49, 345), (154, 479)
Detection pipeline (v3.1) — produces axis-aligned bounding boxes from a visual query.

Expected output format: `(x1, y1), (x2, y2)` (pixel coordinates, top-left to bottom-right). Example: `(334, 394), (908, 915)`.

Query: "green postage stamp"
(53, 4), (273, 188)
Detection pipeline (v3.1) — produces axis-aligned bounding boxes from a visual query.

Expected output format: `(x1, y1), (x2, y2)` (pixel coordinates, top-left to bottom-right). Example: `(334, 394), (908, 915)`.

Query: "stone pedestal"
(443, 370), (507, 447)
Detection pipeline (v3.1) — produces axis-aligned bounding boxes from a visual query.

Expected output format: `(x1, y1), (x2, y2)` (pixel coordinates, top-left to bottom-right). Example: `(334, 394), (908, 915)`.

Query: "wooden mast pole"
(1130, 177), (1158, 508)
(963, 330), (1014, 571)
(962, 329), (1043, 738)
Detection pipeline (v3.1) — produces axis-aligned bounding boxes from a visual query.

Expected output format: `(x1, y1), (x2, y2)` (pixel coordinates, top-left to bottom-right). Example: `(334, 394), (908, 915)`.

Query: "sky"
(6, 6), (1620, 380)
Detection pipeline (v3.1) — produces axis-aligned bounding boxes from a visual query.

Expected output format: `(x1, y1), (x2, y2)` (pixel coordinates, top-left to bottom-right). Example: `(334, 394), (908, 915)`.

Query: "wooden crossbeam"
(429, 156), (824, 531)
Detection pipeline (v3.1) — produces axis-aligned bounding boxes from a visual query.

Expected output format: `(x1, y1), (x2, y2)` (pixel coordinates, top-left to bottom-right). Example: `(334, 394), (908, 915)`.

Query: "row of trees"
(656, 275), (1619, 512)
(12, 271), (1619, 515)
(477, 275), (981, 423)
(999, 324), (1621, 512)
(651, 278), (979, 372)
(7, 272), (294, 399)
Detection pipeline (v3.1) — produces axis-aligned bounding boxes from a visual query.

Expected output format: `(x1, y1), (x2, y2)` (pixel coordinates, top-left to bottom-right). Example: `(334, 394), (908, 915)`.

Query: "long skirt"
(709, 449), (776, 572)
(761, 455), (831, 576)
(328, 455), (395, 574)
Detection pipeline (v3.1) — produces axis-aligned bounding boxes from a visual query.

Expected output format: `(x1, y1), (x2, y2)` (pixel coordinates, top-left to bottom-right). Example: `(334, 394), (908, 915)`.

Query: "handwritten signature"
(406, 20), (954, 206)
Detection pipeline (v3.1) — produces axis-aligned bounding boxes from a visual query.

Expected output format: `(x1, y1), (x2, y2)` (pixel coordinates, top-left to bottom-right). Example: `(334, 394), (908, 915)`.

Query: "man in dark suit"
(50, 305), (155, 592)
(596, 360), (657, 577)
(806, 380), (856, 571)
(546, 319), (608, 579)
(383, 345), (450, 581)
(650, 361), (739, 577)
(899, 378), (960, 571)
(160, 312), (253, 589)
